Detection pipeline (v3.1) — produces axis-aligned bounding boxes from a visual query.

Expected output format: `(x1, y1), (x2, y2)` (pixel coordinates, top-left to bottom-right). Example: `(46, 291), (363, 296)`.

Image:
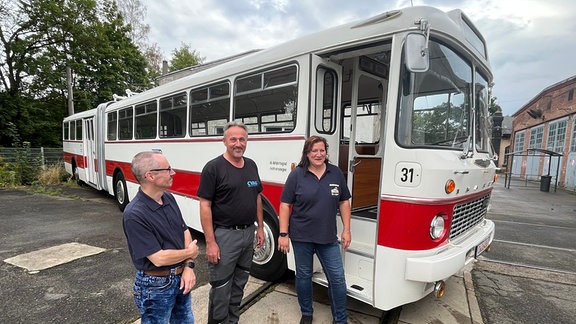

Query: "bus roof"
(103, 6), (490, 111)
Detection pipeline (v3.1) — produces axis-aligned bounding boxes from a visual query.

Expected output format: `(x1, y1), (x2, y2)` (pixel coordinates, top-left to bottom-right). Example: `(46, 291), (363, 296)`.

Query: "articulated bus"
(63, 6), (496, 311)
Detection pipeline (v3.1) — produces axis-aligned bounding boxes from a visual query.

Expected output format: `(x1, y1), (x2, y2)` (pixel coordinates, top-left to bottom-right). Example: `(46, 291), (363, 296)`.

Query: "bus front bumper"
(404, 219), (495, 282)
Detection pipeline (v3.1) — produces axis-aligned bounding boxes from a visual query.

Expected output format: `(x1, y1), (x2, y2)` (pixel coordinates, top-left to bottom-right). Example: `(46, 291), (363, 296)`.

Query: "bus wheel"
(72, 162), (82, 186)
(379, 306), (402, 324)
(251, 212), (287, 282)
(114, 173), (129, 211)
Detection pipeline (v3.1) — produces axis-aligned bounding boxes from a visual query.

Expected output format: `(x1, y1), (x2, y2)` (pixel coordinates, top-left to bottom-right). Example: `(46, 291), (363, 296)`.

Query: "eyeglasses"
(148, 166), (173, 173)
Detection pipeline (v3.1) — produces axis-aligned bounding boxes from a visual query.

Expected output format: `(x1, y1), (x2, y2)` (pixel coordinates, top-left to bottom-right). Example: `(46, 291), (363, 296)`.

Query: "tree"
(489, 96), (502, 116)
(169, 42), (205, 72)
(116, 0), (164, 83)
(115, 0), (149, 49)
(0, 0), (151, 147)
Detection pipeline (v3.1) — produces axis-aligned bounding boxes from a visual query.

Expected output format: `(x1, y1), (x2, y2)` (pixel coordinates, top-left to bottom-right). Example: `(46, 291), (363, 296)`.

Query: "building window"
(528, 125), (544, 150)
(547, 118), (567, 154)
(513, 130), (525, 152)
(570, 116), (576, 152)
(569, 89), (574, 101)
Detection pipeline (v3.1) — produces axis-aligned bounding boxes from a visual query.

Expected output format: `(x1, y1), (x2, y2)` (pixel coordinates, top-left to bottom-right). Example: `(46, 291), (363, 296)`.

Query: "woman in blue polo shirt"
(278, 135), (352, 324)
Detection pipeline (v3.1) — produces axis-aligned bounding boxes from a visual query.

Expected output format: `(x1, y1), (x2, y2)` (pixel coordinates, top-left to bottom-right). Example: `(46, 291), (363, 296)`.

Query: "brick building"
(508, 75), (576, 190)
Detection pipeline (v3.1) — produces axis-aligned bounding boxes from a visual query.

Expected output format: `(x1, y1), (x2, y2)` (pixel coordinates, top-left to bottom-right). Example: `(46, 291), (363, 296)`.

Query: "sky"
(143, 0), (576, 116)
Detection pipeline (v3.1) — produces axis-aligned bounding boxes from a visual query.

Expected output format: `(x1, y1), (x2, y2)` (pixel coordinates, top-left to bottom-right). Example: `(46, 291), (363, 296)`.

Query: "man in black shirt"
(197, 121), (264, 324)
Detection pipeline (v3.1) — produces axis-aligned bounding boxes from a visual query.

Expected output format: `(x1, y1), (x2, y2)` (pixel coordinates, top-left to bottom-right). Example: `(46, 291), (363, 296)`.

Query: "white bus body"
(63, 6), (496, 311)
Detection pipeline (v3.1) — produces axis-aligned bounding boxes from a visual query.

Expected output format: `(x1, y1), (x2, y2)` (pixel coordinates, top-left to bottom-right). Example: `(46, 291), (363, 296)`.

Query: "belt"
(216, 224), (252, 230)
(143, 265), (183, 277)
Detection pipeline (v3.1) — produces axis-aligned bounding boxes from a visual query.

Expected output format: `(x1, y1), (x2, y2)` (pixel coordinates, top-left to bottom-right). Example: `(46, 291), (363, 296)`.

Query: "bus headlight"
(430, 215), (445, 239)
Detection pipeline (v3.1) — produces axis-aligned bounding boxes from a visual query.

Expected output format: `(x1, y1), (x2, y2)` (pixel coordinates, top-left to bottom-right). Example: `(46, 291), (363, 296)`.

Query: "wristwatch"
(184, 261), (195, 269)
(279, 232), (289, 237)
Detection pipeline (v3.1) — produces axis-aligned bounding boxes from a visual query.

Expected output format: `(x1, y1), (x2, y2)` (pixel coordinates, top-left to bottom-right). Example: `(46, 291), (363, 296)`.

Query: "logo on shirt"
(330, 184), (340, 196)
(247, 180), (259, 188)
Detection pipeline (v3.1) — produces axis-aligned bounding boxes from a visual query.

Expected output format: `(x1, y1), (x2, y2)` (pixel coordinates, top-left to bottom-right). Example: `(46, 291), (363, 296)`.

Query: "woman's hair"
(298, 135), (330, 168)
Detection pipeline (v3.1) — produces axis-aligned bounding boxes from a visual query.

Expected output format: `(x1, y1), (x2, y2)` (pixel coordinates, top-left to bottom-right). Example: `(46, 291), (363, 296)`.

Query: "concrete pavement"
(130, 262), (482, 324)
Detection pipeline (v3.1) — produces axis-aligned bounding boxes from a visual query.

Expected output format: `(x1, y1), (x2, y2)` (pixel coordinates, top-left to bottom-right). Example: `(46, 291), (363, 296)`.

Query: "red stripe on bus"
(103, 159), (285, 214)
(64, 152), (86, 168)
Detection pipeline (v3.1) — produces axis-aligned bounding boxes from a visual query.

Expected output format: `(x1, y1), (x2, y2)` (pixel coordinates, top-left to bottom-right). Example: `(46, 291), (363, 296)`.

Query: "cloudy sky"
(144, 0), (576, 116)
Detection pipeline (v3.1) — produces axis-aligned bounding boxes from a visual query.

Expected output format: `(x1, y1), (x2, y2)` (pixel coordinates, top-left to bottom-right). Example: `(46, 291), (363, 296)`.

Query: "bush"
(37, 164), (68, 186)
(0, 157), (18, 187)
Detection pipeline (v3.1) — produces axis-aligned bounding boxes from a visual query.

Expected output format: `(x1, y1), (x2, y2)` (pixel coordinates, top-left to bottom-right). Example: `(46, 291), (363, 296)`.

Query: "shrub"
(0, 157), (18, 187)
(37, 164), (68, 186)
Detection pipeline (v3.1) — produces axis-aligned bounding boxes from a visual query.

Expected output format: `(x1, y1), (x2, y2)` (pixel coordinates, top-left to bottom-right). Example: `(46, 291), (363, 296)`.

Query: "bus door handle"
(350, 159), (361, 173)
(454, 170), (469, 174)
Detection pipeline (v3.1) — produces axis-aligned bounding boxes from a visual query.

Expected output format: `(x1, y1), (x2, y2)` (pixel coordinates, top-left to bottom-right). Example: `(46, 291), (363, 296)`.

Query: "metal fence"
(0, 147), (64, 168)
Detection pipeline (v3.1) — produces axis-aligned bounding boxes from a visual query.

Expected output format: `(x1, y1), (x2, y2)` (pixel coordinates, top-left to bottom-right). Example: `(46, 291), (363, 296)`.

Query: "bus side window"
(234, 65), (298, 134)
(118, 107), (134, 140)
(63, 122), (69, 140)
(135, 101), (157, 139)
(107, 111), (117, 140)
(190, 82), (230, 136)
(75, 120), (83, 140)
(160, 92), (186, 138)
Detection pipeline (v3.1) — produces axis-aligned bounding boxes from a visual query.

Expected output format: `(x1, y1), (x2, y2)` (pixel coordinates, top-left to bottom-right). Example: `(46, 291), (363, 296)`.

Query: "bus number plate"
(475, 236), (491, 258)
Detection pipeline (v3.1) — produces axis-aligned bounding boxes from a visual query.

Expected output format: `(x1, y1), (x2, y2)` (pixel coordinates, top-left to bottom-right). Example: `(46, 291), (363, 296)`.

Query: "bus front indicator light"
(430, 215), (445, 240)
(445, 179), (456, 194)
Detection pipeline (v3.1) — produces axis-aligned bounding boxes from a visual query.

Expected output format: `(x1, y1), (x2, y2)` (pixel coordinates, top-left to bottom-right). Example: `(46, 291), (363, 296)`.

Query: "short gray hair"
(131, 151), (161, 183)
(223, 120), (247, 136)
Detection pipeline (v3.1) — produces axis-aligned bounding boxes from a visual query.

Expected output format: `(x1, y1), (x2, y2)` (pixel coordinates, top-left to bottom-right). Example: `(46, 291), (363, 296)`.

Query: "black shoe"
(300, 315), (313, 324)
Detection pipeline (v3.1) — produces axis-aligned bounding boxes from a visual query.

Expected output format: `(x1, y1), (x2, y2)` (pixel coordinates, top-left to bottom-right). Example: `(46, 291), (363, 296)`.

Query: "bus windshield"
(397, 39), (491, 153)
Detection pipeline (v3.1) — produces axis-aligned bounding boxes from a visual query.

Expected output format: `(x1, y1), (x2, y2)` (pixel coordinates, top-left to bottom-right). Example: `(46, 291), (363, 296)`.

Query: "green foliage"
(0, 157), (18, 187)
(412, 102), (468, 145)
(0, 0), (153, 146)
(0, 142), (40, 186)
(169, 42), (205, 72)
(489, 96), (502, 115)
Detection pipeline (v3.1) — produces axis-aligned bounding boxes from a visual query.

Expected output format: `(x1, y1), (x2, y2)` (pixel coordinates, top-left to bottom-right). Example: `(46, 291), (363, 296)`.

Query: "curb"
(464, 263), (484, 324)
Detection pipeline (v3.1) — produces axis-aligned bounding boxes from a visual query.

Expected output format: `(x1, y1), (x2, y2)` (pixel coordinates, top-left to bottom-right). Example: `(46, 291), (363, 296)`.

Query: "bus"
(63, 6), (496, 311)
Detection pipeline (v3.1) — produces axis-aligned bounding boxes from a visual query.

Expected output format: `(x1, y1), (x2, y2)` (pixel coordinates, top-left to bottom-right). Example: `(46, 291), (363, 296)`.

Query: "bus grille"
(449, 194), (490, 240)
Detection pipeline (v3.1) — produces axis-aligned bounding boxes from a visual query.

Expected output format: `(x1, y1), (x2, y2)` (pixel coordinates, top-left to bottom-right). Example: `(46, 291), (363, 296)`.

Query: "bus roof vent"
(352, 10), (402, 29)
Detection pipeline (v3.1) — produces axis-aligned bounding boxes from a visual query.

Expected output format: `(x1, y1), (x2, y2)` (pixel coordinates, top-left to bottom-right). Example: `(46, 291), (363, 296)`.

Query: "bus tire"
(72, 161), (82, 186)
(114, 172), (129, 211)
(379, 306), (402, 324)
(251, 211), (287, 282)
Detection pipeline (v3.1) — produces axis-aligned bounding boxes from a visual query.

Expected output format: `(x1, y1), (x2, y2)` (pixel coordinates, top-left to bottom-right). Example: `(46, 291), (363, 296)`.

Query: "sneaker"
(300, 315), (313, 324)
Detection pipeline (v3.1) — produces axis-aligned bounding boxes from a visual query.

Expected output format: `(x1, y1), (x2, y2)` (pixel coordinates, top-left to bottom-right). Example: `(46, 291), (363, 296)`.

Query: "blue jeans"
(133, 269), (194, 324)
(292, 241), (348, 324)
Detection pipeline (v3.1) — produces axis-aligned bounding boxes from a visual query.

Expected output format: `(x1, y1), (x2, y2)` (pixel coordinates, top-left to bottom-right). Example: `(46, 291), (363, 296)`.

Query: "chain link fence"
(0, 147), (64, 168)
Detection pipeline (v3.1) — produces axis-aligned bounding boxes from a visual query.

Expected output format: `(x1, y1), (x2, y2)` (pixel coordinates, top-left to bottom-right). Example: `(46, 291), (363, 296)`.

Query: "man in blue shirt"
(123, 151), (199, 323)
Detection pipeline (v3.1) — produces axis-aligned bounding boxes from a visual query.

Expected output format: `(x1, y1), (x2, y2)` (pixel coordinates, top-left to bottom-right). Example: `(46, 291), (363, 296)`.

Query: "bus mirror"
(405, 33), (429, 73)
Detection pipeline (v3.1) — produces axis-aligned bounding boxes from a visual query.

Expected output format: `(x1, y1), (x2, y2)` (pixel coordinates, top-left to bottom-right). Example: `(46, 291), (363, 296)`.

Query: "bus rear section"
(63, 104), (109, 191)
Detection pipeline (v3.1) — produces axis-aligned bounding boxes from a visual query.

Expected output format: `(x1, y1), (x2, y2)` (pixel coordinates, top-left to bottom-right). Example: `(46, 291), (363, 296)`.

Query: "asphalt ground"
(1, 178), (575, 323)
(0, 184), (478, 324)
(472, 178), (576, 324)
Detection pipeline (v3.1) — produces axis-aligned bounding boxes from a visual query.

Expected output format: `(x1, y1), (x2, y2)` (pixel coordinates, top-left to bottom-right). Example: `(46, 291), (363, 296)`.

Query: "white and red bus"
(63, 6), (496, 311)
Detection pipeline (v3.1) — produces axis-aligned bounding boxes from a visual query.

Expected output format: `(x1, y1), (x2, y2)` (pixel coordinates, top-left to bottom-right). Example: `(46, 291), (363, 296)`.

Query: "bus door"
(344, 57), (386, 212)
(83, 118), (98, 185)
(338, 56), (387, 304)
